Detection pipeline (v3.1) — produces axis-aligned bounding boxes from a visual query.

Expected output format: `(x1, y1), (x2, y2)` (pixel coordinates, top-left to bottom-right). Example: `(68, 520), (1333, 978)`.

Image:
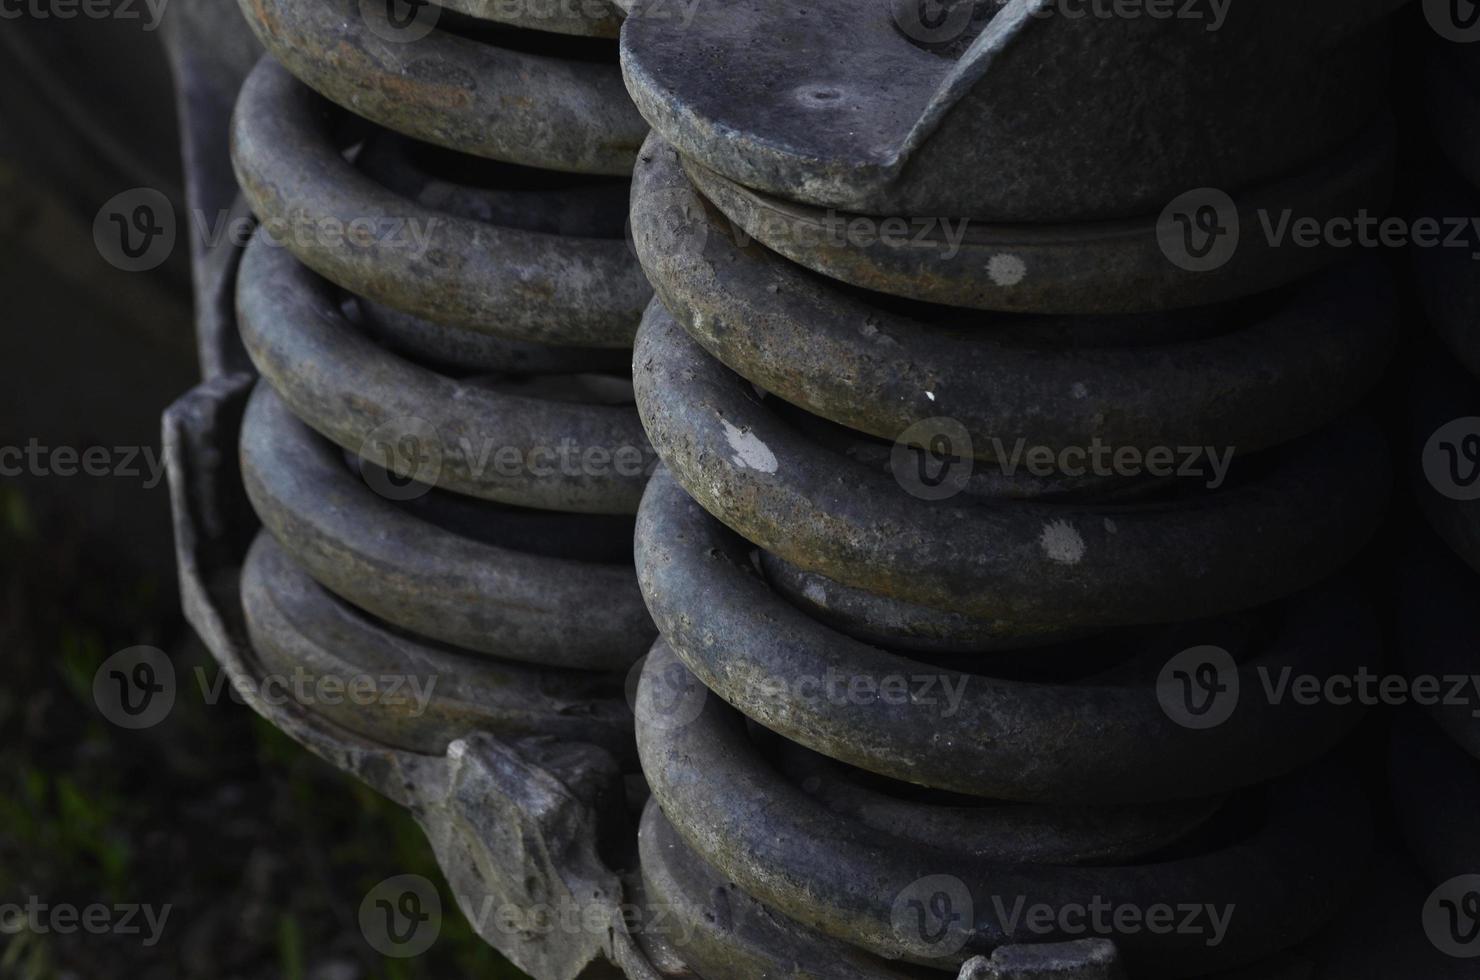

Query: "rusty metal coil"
(237, 0), (644, 171)
(237, 233), (653, 512)
(232, 59), (650, 344)
(619, 0), (1395, 223)
(635, 466), (1373, 803)
(634, 301), (1387, 635)
(621, 28), (1396, 968)
(240, 383), (654, 670)
(632, 140), (1398, 457)
(634, 639), (1370, 978)
(242, 530), (636, 758)
(673, 126), (1397, 315)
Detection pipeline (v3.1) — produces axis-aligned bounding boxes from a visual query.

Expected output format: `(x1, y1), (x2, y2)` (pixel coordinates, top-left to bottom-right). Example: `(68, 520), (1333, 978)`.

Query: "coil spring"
(621, 4), (1400, 976)
(227, 0), (653, 766)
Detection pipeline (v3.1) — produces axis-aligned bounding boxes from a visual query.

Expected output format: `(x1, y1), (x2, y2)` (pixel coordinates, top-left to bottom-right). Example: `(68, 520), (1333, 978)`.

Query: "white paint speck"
(925, 391), (936, 402)
(1040, 520), (1086, 564)
(722, 420), (778, 474)
(987, 254), (1027, 286)
(447, 738), (468, 761)
(803, 581), (828, 606)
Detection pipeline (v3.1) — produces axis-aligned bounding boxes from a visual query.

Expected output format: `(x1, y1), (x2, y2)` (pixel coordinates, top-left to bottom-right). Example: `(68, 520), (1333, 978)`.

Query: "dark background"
(0, 7), (526, 978)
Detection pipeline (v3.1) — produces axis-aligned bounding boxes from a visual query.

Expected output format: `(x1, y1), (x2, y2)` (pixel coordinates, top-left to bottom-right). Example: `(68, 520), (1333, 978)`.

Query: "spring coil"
(621, 3), (1400, 976)
(227, 0), (654, 763)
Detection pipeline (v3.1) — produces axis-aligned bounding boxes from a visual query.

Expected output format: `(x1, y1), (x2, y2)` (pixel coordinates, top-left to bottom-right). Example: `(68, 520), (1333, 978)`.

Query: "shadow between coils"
(356, 128), (631, 237)
(618, 0), (1392, 221)
(634, 467), (1373, 802)
(774, 743), (1220, 865)
(638, 798), (934, 980)
(628, 137), (1397, 453)
(1390, 712), (1480, 892)
(242, 531), (636, 764)
(345, 129), (635, 374)
(231, 57), (651, 345)
(1411, 171), (1480, 386)
(634, 641), (1371, 978)
(240, 382), (654, 670)
(674, 126), (1395, 315)
(437, 0), (623, 37)
(1398, 535), (1480, 759)
(237, 231), (654, 513)
(638, 801), (1337, 980)
(1408, 352), (1480, 577)
(236, 0), (643, 172)
(633, 300), (1390, 631)
(1426, 33), (1480, 191)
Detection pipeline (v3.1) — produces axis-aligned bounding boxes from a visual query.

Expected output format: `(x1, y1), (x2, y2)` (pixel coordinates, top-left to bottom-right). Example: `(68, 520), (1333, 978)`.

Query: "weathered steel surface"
(634, 640), (1371, 978)
(238, 0), (644, 171)
(633, 301), (1389, 631)
(232, 59), (650, 345)
(678, 130), (1396, 314)
(165, 375), (663, 980)
(620, 0), (1399, 221)
(237, 235), (654, 513)
(242, 531), (636, 760)
(631, 138), (1398, 456)
(634, 467), (1372, 802)
(239, 384), (654, 669)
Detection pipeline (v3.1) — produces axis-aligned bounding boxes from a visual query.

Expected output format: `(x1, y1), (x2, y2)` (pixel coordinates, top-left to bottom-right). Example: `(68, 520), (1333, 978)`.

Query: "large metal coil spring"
(1401, 27), (1480, 931)
(620, 3), (1401, 975)
(226, 0), (654, 763)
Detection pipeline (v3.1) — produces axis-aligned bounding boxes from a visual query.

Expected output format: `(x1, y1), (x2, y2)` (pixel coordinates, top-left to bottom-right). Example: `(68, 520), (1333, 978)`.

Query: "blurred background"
(0, 6), (526, 978)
